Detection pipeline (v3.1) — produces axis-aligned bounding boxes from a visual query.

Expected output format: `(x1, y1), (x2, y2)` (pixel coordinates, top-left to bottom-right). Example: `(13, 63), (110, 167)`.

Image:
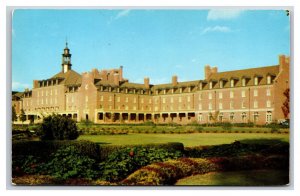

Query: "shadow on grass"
(95, 142), (112, 145)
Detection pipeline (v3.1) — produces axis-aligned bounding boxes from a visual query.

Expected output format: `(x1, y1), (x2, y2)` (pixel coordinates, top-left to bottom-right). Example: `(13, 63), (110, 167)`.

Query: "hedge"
(121, 154), (289, 185)
(98, 142), (184, 161)
(12, 140), (184, 162)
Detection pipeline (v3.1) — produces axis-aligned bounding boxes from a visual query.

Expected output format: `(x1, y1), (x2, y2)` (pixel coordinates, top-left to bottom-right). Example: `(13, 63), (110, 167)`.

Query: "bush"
(12, 140), (100, 162)
(121, 158), (217, 185)
(222, 122), (233, 131)
(38, 114), (79, 140)
(268, 123), (280, 133)
(98, 142), (184, 161)
(43, 146), (99, 180)
(99, 147), (182, 182)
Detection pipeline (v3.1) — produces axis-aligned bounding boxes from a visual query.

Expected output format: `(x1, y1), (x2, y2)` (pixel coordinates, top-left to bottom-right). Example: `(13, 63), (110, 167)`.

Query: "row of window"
(36, 89), (58, 97)
(198, 111), (272, 123)
(210, 75), (274, 89)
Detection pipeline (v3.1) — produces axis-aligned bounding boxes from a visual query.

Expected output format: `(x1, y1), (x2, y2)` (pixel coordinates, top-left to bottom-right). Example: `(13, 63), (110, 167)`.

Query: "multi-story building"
(12, 43), (290, 125)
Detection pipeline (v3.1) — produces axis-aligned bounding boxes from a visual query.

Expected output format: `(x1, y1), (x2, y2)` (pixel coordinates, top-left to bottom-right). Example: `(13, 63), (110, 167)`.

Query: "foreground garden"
(12, 115), (290, 186)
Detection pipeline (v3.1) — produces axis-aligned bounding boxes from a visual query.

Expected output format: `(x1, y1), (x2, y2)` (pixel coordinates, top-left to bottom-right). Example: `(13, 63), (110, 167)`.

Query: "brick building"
(12, 43), (290, 125)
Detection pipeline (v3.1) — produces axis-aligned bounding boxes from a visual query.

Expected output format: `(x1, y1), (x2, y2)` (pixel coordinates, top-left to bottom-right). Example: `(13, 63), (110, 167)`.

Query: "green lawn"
(175, 170), (289, 186)
(78, 133), (289, 147)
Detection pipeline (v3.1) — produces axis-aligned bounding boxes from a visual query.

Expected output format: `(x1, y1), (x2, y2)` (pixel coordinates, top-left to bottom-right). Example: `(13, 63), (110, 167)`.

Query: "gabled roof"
(51, 70), (82, 86)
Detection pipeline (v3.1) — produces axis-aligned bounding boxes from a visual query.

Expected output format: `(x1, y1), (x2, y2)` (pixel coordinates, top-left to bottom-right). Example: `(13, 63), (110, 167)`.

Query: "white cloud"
(201, 26), (232, 35)
(207, 10), (244, 20)
(115, 10), (131, 20)
(12, 82), (30, 91)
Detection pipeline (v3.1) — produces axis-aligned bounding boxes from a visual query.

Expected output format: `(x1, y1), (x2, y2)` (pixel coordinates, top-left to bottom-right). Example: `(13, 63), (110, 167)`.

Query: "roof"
(206, 65), (279, 89)
(51, 70), (82, 86)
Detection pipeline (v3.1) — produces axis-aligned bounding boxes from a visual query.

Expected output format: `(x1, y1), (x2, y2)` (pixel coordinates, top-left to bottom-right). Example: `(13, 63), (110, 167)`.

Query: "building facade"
(12, 43), (290, 125)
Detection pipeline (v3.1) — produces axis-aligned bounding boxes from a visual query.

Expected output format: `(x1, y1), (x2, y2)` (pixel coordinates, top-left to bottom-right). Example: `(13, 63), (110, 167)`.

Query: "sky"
(12, 9), (290, 91)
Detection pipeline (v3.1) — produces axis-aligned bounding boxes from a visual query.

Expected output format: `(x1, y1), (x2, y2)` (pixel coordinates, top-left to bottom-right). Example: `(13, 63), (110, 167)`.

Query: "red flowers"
(129, 151), (134, 157)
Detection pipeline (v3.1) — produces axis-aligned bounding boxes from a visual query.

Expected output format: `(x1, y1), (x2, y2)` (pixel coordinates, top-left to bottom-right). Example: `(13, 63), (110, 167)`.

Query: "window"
(230, 101), (234, 109)
(162, 98), (166, 103)
(199, 93), (202, 100)
(209, 82), (213, 89)
(109, 96), (112, 101)
(209, 93), (212, 100)
(171, 97), (174, 103)
(188, 87), (191, 92)
(100, 96), (103, 101)
(187, 105), (191, 110)
(266, 89), (271, 96)
(267, 76), (271, 84)
(179, 97), (182, 103)
(254, 112), (259, 122)
(133, 106), (137, 110)
(117, 97), (120, 102)
(125, 105), (129, 110)
(254, 89), (258, 97)
(85, 96), (88, 102)
(209, 103), (212, 110)
(170, 105), (173, 111)
(179, 88), (182, 93)
(266, 111), (272, 123)
(125, 97), (129, 102)
(72, 96), (74, 103)
(198, 113), (203, 122)
(218, 113), (223, 122)
(241, 90), (246, 97)
(220, 81), (223, 88)
(134, 97), (137, 103)
(164, 89), (166, 94)
(41, 99), (43, 105)
(187, 96), (191, 102)
(242, 112), (247, 122)
(254, 77), (258, 85)
(219, 103), (223, 110)
(46, 91), (48, 96)
(267, 100), (271, 108)
(37, 92), (39, 97)
(230, 112), (235, 121)
(230, 79), (234, 87)
(141, 98), (144, 103)
(242, 101), (246, 108)
(149, 99), (152, 104)
(198, 103), (202, 110)
(41, 91), (43, 96)
(254, 100), (258, 108)
(230, 91), (234, 98)
(219, 92), (223, 99)
(242, 78), (246, 87)
(55, 89), (57, 95)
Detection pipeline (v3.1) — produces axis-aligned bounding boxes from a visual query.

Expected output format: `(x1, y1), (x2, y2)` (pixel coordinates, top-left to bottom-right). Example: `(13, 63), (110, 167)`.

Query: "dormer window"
(267, 76), (271, 84)
(254, 77), (258, 86)
(209, 82), (213, 89)
(242, 78), (246, 87)
(230, 79), (234, 87)
(220, 81), (223, 88)
(164, 89), (166, 94)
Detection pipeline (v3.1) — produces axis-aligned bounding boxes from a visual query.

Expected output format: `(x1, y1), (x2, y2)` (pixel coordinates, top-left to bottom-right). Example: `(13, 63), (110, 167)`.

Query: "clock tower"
(62, 41), (72, 73)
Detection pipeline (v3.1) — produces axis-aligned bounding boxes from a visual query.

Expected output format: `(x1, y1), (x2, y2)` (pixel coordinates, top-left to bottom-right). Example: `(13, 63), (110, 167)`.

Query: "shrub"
(38, 114), (79, 140)
(98, 142), (184, 161)
(43, 146), (99, 180)
(121, 158), (217, 185)
(222, 122), (233, 131)
(268, 123), (280, 133)
(12, 140), (100, 162)
(99, 147), (182, 182)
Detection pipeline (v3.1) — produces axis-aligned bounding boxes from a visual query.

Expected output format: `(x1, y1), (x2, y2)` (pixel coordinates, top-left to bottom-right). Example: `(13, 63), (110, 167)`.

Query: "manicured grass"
(175, 170), (289, 186)
(78, 133), (289, 147)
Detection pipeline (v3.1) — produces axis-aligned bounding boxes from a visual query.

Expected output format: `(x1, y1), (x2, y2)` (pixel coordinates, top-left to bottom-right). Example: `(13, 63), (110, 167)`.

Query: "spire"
(65, 37), (68, 49)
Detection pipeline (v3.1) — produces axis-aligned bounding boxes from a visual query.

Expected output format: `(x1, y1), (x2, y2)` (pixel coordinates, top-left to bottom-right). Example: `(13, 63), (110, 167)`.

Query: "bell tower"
(62, 41), (72, 73)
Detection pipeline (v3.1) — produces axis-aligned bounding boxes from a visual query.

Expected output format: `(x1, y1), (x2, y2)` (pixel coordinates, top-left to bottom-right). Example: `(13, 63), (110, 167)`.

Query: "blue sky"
(12, 9), (290, 91)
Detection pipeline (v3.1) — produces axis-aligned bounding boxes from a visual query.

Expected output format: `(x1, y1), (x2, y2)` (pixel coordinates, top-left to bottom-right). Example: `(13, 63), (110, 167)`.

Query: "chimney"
(144, 77), (150, 89)
(33, 80), (39, 88)
(119, 66), (123, 81)
(279, 54), (287, 72)
(204, 65), (211, 80)
(211, 66), (218, 74)
(172, 75), (178, 86)
(114, 73), (120, 86)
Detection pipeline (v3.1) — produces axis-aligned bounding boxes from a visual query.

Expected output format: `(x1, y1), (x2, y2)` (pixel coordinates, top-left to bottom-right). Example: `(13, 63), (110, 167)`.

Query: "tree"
(281, 88), (290, 119)
(38, 114), (79, 140)
(20, 109), (26, 124)
(12, 105), (17, 122)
